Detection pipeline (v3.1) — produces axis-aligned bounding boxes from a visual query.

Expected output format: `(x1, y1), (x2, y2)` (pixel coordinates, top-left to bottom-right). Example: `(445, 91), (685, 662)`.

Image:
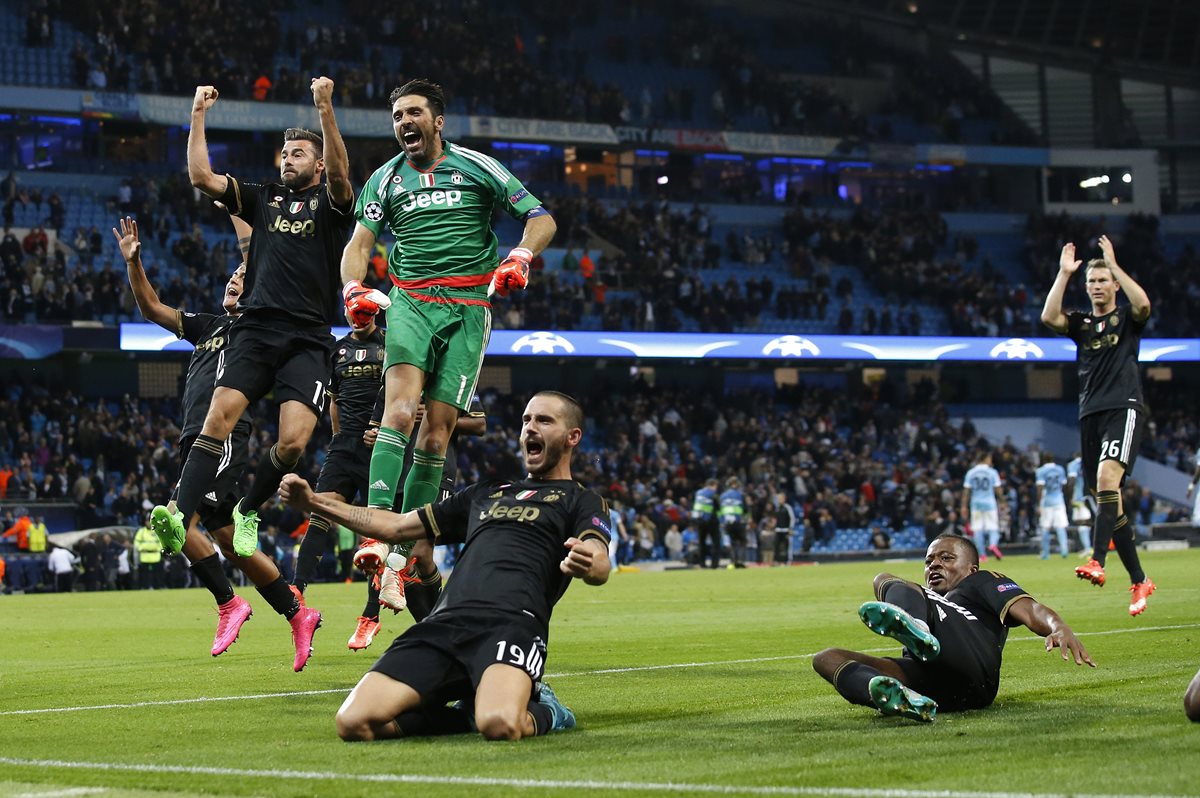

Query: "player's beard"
(282, 166), (315, 190)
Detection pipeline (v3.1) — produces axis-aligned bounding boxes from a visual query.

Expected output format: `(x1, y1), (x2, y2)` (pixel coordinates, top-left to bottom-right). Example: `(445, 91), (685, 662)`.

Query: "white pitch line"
(3, 622), (1196, 717)
(0, 758), (1194, 798)
(11, 789), (106, 798)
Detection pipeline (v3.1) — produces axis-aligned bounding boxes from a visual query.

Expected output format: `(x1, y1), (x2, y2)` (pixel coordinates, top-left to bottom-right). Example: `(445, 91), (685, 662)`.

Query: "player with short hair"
(1065, 452), (1093, 555)
(280, 391), (609, 741)
(340, 78), (556, 612)
(117, 214), (318, 668)
(961, 452), (1004, 560)
(813, 533), (1094, 722)
(1042, 235), (1156, 615)
(150, 76), (356, 664)
(1035, 452), (1069, 559)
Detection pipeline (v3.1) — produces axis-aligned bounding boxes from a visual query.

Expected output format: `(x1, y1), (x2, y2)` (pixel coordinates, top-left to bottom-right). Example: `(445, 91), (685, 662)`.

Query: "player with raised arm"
(1035, 452), (1070, 559)
(340, 78), (556, 612)
(961, 452), (1005, 560)
(813, 534), (1094, 722)
(1041, 235), (1156, 615)
(280, 391), (608, 741)
(117, 213), (319, 665)
(149, 77), (355, 667)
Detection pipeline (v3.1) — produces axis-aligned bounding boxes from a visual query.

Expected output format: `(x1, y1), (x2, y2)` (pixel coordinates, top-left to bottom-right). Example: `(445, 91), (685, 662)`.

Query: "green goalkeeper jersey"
(354, 140), (543, 300)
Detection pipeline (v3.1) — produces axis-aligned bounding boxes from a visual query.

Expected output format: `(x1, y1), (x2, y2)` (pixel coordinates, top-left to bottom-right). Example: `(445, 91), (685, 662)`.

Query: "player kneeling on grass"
(280, 390), (610, 741)
(813, 533), (1094, 722)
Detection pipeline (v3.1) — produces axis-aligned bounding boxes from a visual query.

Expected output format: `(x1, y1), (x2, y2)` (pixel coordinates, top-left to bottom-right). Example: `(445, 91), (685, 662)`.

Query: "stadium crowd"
(4, 368), (1189, 593)
(4, 180), (1199, 340)
(30, 0), (1027, 144)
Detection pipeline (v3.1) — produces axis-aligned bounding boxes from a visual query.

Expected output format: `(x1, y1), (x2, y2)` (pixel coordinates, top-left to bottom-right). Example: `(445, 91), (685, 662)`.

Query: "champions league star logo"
(762, 335), (821, 357)
(510, 331), (576, 354)
(363, 201), (384, 222)
(989, 338), (1044, 360)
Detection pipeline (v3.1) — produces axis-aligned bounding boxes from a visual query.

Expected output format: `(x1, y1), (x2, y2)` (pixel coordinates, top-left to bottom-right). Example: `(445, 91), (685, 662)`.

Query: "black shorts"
(885, 598), (1000, 712)
(316, 432), (371, 502)
(370, 610), (548, 702)
(1080, 407), (1146, 494)
(179, 423), (250, 531)
(216, 309), (334, 415)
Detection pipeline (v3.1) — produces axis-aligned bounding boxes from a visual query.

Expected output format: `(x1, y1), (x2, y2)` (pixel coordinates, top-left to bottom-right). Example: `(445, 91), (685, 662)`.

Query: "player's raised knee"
(335, 707), (375, 741)
(872, 572), (899, 594)
(475, 709), (523, 741)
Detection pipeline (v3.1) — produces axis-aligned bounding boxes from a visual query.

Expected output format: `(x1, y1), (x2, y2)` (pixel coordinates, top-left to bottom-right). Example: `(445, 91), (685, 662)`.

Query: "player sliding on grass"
(813, 533), (1094, 722)
(280, 391), (608, 741)
(117, 214), (320, 671)
(1041, 236), (1156, 615)
(339, 78), (555, 613)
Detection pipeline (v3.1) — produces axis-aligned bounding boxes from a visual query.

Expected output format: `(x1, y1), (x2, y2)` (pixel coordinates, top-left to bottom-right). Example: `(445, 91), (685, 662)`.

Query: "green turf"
(1, 550), (1198, 797)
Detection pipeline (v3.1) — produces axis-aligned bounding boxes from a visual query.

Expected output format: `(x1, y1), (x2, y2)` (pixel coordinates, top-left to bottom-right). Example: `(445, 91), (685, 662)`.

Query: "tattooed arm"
(279, 474), (426, 543)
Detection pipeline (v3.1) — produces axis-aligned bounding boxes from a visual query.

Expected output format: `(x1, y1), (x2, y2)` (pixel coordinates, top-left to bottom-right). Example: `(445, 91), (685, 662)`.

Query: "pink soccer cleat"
(212, 595), (253, 657)
(289, 607), (322, 672)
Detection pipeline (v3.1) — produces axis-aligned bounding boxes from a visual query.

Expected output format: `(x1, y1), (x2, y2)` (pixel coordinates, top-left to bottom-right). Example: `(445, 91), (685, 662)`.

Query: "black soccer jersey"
(1065, 305), (1147, 419)
(418, 478), (610, 626)
(919, 570), (1029, 672)
(329, 329), (385, 436)
(219, 177), (353, 325)
(176, 310), (251, 441)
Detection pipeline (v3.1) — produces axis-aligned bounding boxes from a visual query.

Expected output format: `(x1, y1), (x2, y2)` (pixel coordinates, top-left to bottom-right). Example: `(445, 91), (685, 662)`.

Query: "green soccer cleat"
(150, 504), (186, 554)
(231, 504), (260, 558)
(858, 600), (941, 661)
(868, 676), (938, 722)
(536, 682), (577, 732)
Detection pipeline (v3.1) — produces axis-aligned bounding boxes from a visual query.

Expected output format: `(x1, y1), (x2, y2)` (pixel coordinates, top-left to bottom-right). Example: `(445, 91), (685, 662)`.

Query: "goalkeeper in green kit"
(340, 78), (556, 611)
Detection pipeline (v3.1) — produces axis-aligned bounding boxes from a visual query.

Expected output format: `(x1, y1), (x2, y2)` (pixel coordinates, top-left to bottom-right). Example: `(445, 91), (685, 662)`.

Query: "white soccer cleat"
(353, 539), (389, 575)
(378, 566), (408, 614)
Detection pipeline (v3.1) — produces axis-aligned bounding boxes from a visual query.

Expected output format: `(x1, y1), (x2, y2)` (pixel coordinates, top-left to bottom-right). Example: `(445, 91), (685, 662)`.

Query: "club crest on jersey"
(309, 197), (319, 211)
(289, 200), (304, 214)
(418, 173), (436, 189)
(1110, 315), (1119, 327)
(542, 490), (564, 503)
(516, 490), (538, 500)
(450, 170), (464, 185)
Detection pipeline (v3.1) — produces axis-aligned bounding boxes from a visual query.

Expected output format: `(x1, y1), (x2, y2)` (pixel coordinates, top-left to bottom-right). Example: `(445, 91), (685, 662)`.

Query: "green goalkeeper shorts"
(383, 287), (491, 411)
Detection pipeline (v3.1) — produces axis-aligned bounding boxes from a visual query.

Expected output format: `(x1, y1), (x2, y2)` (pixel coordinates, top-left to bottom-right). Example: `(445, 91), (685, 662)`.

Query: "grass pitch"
(1, 550), (1198, 798)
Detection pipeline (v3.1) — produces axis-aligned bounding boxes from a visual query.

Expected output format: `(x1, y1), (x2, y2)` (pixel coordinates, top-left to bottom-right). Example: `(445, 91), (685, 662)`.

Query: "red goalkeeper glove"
(342, 280), (391, 318)
(492, 247), (532, 297)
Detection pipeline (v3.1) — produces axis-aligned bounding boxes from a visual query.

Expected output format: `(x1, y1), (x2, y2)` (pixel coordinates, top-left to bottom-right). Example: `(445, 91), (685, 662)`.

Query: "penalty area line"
(0, 758), (1195, 798)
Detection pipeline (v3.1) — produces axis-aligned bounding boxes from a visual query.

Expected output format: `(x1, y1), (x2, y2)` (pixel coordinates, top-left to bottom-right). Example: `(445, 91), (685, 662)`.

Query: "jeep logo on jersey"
(363, 201), (384, 222)
(267, 215), (316, 236)
(479, 501), (542, 523)
(289, 200), (304, 214)
(399, 189), (463, 212)
(418, 173), (435, 189)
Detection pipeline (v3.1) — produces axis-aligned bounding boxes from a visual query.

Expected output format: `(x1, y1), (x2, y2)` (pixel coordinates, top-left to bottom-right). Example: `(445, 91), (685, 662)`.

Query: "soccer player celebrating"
(279, 391), (609, 741)
(150, 76), (355, 666)
(339, 78), (556, 611)
(1041, 235), (1156, 615)
(813, 534), (1094, 722)
(117, 214), (320, 668)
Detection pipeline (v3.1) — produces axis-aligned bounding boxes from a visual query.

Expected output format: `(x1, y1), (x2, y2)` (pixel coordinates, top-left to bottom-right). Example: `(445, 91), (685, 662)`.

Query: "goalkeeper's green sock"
(389, 449), (445, 563)
(367, 426), (409, 509)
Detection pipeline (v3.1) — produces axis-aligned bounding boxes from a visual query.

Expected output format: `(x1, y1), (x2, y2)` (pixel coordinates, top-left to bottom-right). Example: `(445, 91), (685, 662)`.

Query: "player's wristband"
(506, 247), (533, 262)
